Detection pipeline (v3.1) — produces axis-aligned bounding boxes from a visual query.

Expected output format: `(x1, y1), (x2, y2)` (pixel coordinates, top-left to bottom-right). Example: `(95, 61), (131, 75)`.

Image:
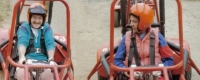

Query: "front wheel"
(185, 69), (192, 80)
(172, 69), (192, 80)
(98, 74), (108, 80)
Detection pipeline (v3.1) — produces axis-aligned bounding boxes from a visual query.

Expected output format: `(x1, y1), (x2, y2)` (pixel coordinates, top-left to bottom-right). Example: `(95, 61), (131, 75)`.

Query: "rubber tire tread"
(98, 74), (108, 80)
(172, 69), (192, 80)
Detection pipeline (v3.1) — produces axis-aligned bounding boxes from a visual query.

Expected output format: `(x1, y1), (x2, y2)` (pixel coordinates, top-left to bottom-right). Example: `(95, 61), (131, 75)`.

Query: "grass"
(0, 0), (10, 27)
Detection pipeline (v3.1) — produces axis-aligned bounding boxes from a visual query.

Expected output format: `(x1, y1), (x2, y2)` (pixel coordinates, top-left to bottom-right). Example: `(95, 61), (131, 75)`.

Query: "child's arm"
(158, 33), (174, 66)
(114, 36), (127, 68)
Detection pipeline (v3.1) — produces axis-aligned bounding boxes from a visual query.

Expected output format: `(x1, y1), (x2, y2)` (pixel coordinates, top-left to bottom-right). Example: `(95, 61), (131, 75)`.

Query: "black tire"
(98, 74), (108, 80)
(114, 10), (120, 27)
(185, 69), (192, 80)
(120, 0), (127, 28)
(172, 69), (192, 80)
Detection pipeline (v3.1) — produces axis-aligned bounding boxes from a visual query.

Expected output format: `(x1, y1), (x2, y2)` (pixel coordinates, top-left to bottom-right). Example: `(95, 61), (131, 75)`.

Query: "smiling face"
(129, 15), (139, 33)
(30, 14), (43, 29)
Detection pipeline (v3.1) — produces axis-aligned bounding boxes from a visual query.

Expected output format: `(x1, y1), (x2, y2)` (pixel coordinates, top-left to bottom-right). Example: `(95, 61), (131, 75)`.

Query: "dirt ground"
(0, 0), (200, 80)
(0, 0), (10, 28)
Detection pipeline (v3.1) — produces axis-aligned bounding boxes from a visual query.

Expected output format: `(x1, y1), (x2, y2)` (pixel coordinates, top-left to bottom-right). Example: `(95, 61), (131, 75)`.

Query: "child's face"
(31, 14), (43, 29)
(130, 15), (139, 33)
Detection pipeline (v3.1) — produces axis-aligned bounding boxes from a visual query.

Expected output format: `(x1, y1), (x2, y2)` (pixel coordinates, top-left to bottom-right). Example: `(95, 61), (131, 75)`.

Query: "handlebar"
(7, 56), (71, 80)
(110, 59), (183, 80)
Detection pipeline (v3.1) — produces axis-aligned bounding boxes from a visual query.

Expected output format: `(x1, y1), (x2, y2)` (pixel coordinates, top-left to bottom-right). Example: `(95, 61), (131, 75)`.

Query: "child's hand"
(134, 71), (142, 79)
(152, 71), (162, 76)
(124, 72), (130, 77)
(124, 71), (142, 78)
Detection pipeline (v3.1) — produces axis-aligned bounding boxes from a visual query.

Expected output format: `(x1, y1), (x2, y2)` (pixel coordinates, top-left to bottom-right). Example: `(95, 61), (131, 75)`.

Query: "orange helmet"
(27, 3), (47, 26)
(130, 3), (154, 31)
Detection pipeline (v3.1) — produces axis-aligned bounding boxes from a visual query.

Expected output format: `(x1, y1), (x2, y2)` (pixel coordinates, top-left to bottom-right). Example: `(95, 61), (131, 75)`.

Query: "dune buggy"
(0, 0), (74, 80)
(87, 0), (200, 80)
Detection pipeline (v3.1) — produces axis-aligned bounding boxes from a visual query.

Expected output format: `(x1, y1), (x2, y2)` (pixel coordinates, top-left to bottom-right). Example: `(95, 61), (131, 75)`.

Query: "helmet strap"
(136, 26), (142, 34)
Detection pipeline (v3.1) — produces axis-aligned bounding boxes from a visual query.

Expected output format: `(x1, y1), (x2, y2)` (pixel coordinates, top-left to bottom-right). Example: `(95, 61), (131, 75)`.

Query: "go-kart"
(87, 0), (200, 80)
(0, 0), (74, 80)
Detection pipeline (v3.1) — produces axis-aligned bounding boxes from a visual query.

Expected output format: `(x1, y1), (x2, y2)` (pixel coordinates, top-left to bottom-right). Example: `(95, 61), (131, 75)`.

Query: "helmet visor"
(29, 6), (46, 14)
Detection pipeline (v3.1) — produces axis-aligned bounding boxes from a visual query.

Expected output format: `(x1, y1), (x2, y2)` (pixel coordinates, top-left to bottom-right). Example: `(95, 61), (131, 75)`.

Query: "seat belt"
(128, 31), (156, 67)
(128, 34), (141, 67)
(150, 31), (155, 65)
(40, 28), (47, 56)
(26, 28), (35, 55)
(25, 28), (47, 56)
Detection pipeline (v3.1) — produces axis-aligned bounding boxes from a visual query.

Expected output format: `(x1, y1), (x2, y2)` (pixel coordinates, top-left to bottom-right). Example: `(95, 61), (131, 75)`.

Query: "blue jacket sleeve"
(114, 36), (126, 68)
(17, 26), (30, 48)
(158, 33), (174, 66)
(161, 57), (174, 66)
(44, 25), (55, 51)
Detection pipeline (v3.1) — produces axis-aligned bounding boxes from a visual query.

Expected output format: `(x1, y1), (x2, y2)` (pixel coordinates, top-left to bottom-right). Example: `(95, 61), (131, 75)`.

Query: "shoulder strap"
(25, 27), (47, 56)
(150, 31), (155, 65)
(25, 28), (35, 55)
(40, 28), (47, 56)
(128, 35), (141, 67)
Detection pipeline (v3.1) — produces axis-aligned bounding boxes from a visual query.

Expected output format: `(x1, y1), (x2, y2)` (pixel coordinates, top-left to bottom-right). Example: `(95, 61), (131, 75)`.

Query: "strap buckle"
(35, 48), (41, 53)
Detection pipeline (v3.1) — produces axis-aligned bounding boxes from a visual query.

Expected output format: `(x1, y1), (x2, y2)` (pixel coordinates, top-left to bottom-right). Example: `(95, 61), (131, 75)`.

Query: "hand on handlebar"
(152, 71), (162, 77)
(124, 72), (130, 77)
(124, 71), (143, 79)
(49, 60), (57, 65)
(152, 63), (164, 76)
(18, 56), (26, 64)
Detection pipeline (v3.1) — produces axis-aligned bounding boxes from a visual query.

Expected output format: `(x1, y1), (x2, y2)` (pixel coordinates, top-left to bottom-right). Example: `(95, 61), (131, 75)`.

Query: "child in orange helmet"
(114, 3), (174, 80)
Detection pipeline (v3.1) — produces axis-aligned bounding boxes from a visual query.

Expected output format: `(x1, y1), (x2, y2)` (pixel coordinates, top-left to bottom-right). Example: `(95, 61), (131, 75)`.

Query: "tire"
(120, 0), (127, 28)
(185, 69), (192, 80)
(98, 74), (108, 80)
(114, 10), (120, 27)
(172, 69), (192, 80)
